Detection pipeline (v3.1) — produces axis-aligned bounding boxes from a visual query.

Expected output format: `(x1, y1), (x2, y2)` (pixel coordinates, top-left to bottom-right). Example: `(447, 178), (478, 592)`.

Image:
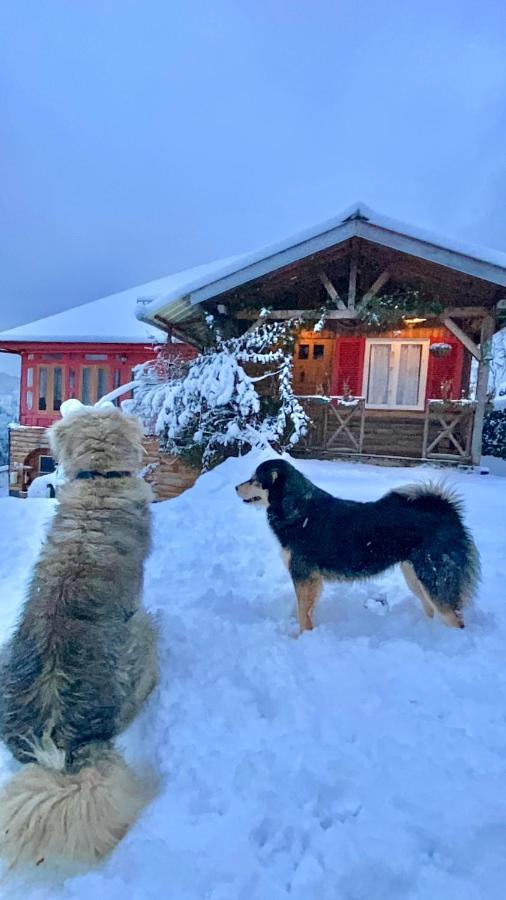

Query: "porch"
(293, 396), (477, 466)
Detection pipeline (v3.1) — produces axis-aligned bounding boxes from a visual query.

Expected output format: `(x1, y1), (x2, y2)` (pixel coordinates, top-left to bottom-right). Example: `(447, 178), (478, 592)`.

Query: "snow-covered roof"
(136, 202), (506, 332)
(0, 264), (231, 345)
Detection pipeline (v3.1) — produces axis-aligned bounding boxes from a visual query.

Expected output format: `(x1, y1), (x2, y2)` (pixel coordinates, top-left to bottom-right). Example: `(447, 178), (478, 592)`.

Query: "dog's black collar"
(75, 470), (133, 480)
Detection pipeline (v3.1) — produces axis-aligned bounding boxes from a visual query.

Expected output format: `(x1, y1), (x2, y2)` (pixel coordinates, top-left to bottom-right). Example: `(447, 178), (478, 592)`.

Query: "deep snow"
(1, 453), (506, 899)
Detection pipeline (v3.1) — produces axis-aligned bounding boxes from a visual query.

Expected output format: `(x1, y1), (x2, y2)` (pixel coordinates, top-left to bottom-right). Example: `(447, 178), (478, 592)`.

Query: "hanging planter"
(429, 342), (453, 358)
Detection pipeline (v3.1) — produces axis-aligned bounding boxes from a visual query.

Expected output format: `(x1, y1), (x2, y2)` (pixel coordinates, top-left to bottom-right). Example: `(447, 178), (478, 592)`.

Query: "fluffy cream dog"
(0, 404), (158, 867)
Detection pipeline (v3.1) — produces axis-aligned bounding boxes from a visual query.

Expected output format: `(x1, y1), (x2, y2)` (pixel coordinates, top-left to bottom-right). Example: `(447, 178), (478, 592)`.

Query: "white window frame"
(362, 338), (430, 411)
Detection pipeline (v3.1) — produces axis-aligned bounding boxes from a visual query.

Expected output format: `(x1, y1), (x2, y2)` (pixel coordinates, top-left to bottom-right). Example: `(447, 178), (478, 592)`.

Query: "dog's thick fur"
(0, 407), (158, 867)
(236, 459), (480, 633)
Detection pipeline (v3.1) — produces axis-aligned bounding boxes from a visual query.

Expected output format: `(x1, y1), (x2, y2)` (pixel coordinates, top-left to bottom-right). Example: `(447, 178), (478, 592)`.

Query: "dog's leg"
(117, 611), (159, 731)
(293, 573), (323, 633)
(400, 562), (435, 619)
(401, 562), (465, 629)
(437, 607), (465, 629)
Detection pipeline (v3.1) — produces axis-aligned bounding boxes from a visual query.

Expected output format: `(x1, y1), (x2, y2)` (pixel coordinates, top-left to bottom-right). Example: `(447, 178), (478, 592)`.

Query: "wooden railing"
(422, 400), (476, 462)
(297, 395), (365, 455)
(297, 396), (476, 463)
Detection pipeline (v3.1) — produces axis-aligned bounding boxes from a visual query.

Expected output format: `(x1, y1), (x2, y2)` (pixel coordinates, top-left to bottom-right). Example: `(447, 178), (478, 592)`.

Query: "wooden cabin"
(0, 278), (196, 496)
(137, 204), (505, 467)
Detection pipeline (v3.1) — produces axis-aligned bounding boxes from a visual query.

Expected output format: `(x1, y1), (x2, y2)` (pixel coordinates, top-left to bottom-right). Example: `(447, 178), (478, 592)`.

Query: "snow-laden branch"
(127, 321), (310, 470)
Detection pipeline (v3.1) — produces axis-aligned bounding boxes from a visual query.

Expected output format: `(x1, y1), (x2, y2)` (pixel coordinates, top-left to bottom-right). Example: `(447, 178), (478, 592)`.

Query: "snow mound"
(26, 472), (56, 499)
(1, 455), (506, 898)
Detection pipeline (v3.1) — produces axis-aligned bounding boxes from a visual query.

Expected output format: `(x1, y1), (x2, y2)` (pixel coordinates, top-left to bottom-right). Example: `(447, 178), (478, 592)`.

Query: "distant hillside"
(0, 372), (20, 465)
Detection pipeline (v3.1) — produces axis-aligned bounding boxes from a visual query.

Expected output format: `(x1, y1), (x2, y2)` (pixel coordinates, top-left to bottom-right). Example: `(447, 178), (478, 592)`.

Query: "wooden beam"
(442, 316), (481, 361)
(235, 309), (358, 321)
(471, 314), (496, 465)
(235, 305), (492, 326)
(348, 243), (359, 309)
(444, 307), (488, 318)
(318, 270), (347, 310)
(361, 269), (391, 303)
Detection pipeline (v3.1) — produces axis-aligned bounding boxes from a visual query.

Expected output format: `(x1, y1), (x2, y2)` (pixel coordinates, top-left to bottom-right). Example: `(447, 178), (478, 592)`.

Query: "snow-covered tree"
(490, 328), (506, 397)
(128, 321), (309, 470)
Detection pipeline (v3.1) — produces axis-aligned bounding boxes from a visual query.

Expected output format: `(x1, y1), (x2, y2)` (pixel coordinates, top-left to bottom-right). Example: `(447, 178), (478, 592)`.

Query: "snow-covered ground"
(1, 453), (506, 899)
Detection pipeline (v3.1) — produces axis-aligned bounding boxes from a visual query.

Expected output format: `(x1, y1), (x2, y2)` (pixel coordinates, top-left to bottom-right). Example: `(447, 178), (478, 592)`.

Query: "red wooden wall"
(425, 337), (465, 400)
(9, 341), (196, 427)
(330, 332), (466, 401)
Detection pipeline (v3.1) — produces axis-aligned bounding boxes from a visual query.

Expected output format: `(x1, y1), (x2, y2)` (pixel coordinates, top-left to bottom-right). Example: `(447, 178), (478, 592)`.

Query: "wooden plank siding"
(362, 411), (425, 458)
(142, 438), (199, 501)
(9, 427), (199, 500)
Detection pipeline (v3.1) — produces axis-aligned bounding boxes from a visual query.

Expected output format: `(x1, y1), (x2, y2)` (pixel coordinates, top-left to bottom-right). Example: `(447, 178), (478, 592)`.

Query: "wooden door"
(293, 331), (335, 396)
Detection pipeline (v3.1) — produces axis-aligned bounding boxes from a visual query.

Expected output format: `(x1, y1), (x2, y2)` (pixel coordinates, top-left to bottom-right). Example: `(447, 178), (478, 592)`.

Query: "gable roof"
(0, 264), (230, 345)
(136, 203), (506, 332)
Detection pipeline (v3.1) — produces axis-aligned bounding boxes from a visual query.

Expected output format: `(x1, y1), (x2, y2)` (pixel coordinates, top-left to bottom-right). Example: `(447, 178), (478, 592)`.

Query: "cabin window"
(53, 367), (63, 411)
(82, 367), (92, 404)
(313, 344), (325, 359)
(81, 366), (110, 404)
(38, 367), (48, 410)
(113, 369), (122, 406)
(363, 339), (429, 411)
(69, 368), (77, 398)
(39, 455), (56, 474)
(26, 367), (34, 411)
(37, 366), (65, 413)
(97, 367), (108, 401)
(85, 353), (108, 361)
(298, 344), (309, 359)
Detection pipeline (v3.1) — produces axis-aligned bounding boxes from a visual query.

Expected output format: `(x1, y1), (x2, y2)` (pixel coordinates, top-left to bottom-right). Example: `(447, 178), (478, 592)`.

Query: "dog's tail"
(394, 481), (481, 609)
(0, 740), (147, 868)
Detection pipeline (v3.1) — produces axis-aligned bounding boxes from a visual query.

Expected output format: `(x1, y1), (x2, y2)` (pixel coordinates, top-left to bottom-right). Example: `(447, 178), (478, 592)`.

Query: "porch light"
(403, 316), (427, 325)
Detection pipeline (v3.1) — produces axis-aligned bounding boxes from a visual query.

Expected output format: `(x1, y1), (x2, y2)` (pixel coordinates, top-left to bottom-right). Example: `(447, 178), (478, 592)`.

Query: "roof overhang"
(136, 208), (506, 337)
(0, 335), (160, 346)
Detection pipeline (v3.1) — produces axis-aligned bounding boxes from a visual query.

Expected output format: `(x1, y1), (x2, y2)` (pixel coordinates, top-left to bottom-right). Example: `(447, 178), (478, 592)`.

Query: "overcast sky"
(1, 0), (506, 352)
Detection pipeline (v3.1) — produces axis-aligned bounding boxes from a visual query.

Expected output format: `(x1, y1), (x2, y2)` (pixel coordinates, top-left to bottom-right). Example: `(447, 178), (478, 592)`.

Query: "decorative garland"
(356, 290), (444, 330)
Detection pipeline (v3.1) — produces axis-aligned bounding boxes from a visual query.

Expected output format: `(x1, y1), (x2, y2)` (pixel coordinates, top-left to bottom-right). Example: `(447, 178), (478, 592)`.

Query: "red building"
(0, 276), (195, 494)
(137, 204), (504, 466)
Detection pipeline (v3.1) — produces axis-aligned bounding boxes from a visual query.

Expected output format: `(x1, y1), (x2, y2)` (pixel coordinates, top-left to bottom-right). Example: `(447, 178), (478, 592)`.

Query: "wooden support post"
(348, 243), (358, 309)
(243, 315), (267, 335)
(471, 314), (495, 466)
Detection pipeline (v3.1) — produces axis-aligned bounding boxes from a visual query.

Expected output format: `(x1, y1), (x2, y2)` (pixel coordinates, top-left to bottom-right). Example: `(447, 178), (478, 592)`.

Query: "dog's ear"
(256, 461), (283, 493)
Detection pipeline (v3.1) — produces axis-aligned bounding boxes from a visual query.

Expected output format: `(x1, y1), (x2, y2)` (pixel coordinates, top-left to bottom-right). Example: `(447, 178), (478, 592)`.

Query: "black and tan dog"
(236, 459), (479, 633)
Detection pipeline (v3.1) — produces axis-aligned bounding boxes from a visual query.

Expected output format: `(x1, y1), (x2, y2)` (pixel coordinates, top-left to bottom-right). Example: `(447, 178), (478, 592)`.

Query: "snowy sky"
(1, 0), (506, 345)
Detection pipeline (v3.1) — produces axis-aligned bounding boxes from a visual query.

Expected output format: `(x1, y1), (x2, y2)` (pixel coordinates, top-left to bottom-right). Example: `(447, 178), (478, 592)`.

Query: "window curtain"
(367, 344), (391, 404)
(396, 344), (422, 406)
